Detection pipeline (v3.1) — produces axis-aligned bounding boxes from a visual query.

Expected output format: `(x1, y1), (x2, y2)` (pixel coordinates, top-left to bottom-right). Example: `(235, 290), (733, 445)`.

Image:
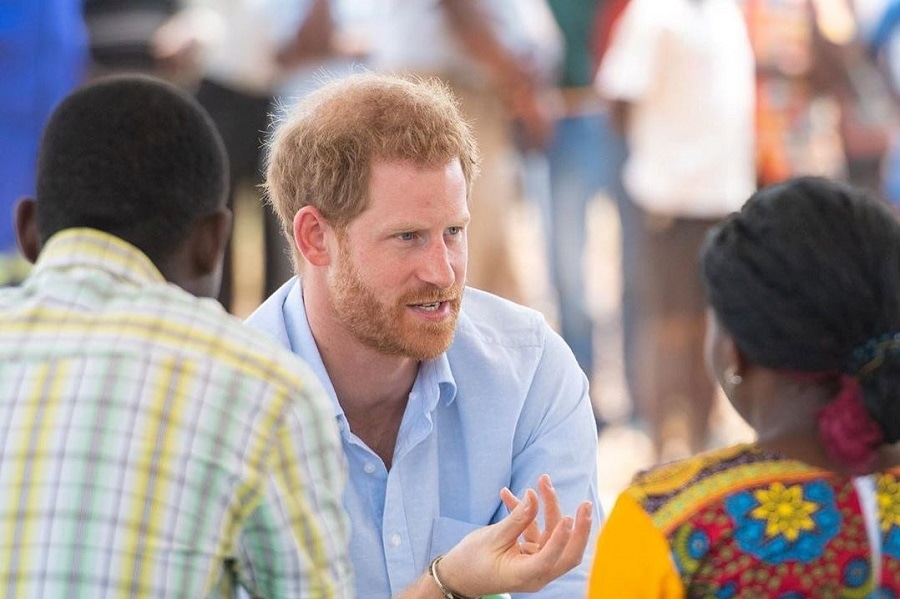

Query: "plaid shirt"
(0, 228), (352, 598)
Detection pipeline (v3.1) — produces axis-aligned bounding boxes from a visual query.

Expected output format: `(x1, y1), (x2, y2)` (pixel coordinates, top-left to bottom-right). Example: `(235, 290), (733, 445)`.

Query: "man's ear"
(15, 198), (40, 263)
(293, 205), (333, 267)
(191, 207), (233, 276)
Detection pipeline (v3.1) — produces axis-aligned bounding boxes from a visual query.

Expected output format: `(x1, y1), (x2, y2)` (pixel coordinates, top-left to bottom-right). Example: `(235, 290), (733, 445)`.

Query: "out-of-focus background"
(5, 0), (900, 514)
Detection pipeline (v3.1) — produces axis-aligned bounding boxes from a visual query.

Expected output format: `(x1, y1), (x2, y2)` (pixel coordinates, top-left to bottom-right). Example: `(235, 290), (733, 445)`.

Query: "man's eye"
(398, 232), (416, 241)
(446, 227), (462, 236)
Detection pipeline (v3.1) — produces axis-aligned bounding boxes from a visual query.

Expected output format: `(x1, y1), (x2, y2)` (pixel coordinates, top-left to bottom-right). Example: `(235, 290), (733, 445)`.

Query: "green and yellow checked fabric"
(0, 229), (352, 598)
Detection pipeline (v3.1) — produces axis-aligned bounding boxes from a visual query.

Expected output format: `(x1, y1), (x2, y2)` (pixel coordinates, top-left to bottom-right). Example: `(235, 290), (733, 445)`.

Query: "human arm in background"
(152, 0), (334, 79)
(439, 0), (556, 149)
(607, 99), (630, 137)
(395, 475), (594, 599)
(275, 0), (334, 68)
(150, 3), (220, 78)
(809, 0), (891, 165)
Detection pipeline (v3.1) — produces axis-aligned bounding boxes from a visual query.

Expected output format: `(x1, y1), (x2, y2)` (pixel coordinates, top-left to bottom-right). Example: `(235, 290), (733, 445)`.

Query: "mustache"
(400, 285), (464, 305)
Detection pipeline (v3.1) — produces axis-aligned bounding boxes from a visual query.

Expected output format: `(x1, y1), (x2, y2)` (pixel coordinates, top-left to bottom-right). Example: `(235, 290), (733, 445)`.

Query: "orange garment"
(588, 443), (900, 597)
(743, 0), (817, 185)
(589, 492), (685, 598)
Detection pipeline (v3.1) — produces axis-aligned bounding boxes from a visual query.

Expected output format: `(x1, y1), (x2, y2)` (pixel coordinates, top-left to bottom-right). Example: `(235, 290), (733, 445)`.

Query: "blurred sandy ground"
(506, 191), (755, 514)
(229, 184), (755, 516)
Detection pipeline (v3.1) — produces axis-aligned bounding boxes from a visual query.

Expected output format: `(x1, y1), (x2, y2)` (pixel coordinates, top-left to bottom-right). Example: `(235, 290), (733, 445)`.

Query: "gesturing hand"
(435, 474), (593, 597)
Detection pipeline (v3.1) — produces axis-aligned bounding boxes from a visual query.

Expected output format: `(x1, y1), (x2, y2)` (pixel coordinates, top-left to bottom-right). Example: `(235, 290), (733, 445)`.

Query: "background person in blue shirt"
(247, 72), (601, 599)
(0, 0), (87, 285)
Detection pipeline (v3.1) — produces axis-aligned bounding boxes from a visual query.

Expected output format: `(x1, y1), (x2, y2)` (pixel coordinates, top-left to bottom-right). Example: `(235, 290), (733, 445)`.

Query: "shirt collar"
(417, 351), (458, 410)
(31, 228), (166, 286)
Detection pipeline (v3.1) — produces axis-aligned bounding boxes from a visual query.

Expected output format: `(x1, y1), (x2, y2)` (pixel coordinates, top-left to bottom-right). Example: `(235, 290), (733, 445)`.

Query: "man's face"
(327, 159), (469, 360)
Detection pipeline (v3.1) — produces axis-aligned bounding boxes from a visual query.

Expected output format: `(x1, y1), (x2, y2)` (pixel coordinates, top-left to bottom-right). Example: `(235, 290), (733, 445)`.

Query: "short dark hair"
(35, 74), (229, 263)
(701, 176), (900, 440)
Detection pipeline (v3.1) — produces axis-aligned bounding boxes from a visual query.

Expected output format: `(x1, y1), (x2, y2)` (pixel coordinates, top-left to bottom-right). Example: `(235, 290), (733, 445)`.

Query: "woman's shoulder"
(630, 444), (770, 497)
(624, 443), (827, 531)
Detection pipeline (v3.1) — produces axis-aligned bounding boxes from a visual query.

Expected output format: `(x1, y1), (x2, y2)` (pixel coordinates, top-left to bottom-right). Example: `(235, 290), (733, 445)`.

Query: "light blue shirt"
(246, 278), (602, 599)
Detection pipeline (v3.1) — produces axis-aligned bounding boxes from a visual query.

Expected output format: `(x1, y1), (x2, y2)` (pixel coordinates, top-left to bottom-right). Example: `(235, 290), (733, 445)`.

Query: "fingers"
(491, 488), (539, 547)
(500, 475), (569, 547)
(499, 486), (518, 512)
(511, 501), (594, 592)
(537, 474), (563, 545)
(500, 487), (541, 544)
(557, 501), (593, 571)
(503, 516), (574, 591)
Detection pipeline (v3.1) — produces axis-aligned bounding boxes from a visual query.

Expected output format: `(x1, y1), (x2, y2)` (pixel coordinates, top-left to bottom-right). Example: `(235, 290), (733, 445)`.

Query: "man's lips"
(407, 297), (458, 312)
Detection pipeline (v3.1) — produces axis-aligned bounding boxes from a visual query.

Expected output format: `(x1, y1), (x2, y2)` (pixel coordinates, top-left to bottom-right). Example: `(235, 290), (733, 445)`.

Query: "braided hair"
(701, 177), (900, 454)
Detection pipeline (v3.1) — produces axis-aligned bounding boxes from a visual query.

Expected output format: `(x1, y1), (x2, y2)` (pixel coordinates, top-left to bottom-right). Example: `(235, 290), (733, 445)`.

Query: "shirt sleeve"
(595, 0), (664, 101)
(588, 491), (685, 599)
(510, 324), (603, 598)
(235, 382), (353, 598)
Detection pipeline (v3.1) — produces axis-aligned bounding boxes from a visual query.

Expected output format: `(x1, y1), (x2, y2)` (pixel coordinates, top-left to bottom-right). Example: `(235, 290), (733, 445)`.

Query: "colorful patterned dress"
(589, 443), (900, 598)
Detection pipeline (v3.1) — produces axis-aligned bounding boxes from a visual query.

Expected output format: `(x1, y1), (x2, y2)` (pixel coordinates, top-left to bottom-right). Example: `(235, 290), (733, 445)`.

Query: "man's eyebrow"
(382, 222), (423, 234)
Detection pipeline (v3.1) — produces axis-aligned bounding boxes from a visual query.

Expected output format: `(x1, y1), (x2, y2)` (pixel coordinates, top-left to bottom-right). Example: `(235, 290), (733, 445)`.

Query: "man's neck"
(323, 342), (419, 469)
(304, 285), (420, 467)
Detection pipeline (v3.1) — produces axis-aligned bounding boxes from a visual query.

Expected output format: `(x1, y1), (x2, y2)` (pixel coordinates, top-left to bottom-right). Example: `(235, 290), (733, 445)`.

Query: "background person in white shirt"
(596, 0), (757, 460)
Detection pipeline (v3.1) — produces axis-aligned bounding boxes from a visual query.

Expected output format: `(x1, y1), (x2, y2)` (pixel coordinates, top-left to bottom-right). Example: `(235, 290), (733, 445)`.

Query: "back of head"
(265, 72), (480, 257)
(35, 74), (228, 264)
(701, 176), (900, 442)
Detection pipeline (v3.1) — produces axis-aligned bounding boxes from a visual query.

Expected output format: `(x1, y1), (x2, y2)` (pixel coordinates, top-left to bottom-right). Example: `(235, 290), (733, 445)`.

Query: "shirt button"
(390, 533), (402, 547)
(364, 463), (376, 474)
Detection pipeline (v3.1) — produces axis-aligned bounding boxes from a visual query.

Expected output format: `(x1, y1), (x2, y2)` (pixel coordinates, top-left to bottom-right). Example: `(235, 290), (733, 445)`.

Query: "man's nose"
(419, 238), (456, 288)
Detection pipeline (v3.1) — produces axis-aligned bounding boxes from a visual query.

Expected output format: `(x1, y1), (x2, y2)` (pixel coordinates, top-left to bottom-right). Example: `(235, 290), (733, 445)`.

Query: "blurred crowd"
(4, 0), (900, 467)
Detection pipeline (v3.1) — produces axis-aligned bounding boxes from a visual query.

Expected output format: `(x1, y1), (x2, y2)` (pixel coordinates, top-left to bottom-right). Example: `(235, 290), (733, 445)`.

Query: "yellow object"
(588, 493), (685, 598)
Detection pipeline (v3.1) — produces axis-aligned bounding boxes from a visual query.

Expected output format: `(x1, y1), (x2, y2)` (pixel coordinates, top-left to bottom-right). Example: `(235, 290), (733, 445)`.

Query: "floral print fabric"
(603, 444), (900, 598)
